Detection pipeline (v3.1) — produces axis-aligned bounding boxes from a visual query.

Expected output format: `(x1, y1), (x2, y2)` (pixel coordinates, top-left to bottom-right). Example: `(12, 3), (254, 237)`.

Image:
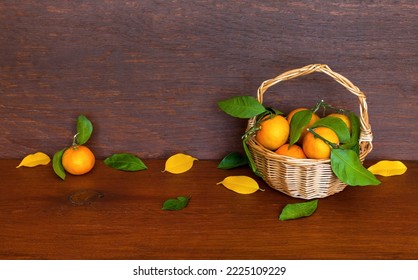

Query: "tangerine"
(62, 145), (95, 175)
(255, 114), (289, 150)
(302, 127), (339, 159)
(275, 143), (307, 159)
(328, 113), (351, 133)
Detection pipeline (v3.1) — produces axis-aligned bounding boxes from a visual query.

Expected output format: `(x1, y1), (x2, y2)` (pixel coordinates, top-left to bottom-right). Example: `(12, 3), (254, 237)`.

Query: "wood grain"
(0, 1), (417, 160)
(1, 159), (417, 259)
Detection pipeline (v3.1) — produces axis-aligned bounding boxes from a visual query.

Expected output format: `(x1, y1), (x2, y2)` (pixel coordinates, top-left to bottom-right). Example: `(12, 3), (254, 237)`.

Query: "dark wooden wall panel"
(1, 1), (417, 160)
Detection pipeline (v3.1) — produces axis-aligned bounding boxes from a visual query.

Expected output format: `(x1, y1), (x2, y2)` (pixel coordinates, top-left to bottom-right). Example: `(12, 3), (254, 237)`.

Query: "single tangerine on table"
(62, 145), (95, 175)
(302, 127), (339, 159)
(275, 143), (307, 159)
(255, 114), (290, 150)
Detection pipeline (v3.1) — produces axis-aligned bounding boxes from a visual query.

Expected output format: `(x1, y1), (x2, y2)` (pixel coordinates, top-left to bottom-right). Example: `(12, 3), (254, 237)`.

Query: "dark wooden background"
(1, 1), (417, 160)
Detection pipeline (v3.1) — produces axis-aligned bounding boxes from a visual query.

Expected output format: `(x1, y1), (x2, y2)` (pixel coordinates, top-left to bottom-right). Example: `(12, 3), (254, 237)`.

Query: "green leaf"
(242, 136), (262, 177)
(266, 107), (284, 115)
(289, 110), (312, 145)
(218, 96), (266, 118)
(217, 152), (249, 169)
(279, 200), (318, 221)
(76, 115), (93, 145)
(348, 112), (360, 141)
(340, 112), (361, 153)
(311, 116), (351, 143)
(331, 149), (381, 186)
(104, 153), (147, 171)
(162, 196), (190, 211)
(52, 148), (66, 180)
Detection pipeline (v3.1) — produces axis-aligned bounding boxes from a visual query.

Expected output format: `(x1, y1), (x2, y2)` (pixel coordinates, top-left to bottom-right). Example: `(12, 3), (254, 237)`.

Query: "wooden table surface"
(1, 159), (417, 260)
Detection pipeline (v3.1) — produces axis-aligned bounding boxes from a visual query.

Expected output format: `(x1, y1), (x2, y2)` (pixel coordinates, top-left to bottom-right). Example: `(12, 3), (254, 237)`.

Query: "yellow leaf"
(163, 153), (198, 174)
(367, 160), (407, 177)
(217, 175), (261, 194)
(16, 152), (51, 168)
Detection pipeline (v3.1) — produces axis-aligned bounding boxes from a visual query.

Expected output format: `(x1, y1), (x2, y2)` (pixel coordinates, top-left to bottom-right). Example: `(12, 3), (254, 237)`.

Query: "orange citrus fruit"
(255, 114), (289, 150)
(275, 143), (307, 159)
(328, 113), (351, 132)
(302, 127), (339, 159)
(62, 145), (95, 175)
(287, 108), (320, 140)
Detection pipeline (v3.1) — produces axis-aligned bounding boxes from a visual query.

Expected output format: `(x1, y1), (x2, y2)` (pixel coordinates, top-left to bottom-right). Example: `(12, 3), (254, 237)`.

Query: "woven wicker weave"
(245, 64), (373, 199)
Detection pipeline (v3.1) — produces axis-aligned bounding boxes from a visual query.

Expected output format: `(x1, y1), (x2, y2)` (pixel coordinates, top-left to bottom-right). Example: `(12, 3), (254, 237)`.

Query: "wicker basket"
(245, 64), (374, 199)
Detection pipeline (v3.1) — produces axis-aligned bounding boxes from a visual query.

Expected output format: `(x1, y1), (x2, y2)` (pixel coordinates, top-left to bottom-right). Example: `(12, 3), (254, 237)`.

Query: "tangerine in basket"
(287, 108), (320, 140)
(328, 113), (351, 133)
(302, 127), (339, 159)
(275, 143), (307, 159)
(62, 145), (95, 175)
(255, 114), (289, 150)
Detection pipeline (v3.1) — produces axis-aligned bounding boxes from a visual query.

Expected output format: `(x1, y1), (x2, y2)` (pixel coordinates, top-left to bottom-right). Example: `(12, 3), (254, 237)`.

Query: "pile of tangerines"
(255, 106), (352, 160)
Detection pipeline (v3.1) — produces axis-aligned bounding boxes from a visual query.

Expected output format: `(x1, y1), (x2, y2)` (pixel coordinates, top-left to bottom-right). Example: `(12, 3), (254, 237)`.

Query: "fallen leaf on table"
(104, 153), (147, 171)
(16, 152), (51, 168)
(367, 160), (407, 177)
(52, 148), (66, 180)
(163, 153), (197, 174)
(279, 200), (318, 221)
(217, 175), (261, 194)
(162, 196), (190, 211)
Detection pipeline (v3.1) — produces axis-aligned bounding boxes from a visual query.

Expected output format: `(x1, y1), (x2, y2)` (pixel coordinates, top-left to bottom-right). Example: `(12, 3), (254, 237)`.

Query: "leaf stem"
(326, 104), (346, 114)
(241, 110), (273, 140)
(311, 99), (325, 113)
(241, 126), (260, 140)
(72, 133), (79, 148)
(311, 100), (348, 116)
(307, 128), (339, 149)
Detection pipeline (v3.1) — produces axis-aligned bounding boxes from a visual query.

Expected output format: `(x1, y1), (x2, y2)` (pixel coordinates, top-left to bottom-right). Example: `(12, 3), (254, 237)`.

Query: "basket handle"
(256, 64), (373, 156)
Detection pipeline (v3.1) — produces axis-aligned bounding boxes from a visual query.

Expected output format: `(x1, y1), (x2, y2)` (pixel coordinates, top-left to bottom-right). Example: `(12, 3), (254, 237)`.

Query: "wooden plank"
(1, 159), (417, 259)
(0, 1), (417, 160)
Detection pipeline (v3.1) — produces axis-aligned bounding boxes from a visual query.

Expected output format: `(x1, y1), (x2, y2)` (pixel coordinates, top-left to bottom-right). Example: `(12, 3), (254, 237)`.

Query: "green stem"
(241, 110), (272, 140)
(311, 99), (325, 113)
(311, 100), (347, 115)
(241, 126), (260, 140)
(307, 128), (339, 149)
(325, 104), (346, 114)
